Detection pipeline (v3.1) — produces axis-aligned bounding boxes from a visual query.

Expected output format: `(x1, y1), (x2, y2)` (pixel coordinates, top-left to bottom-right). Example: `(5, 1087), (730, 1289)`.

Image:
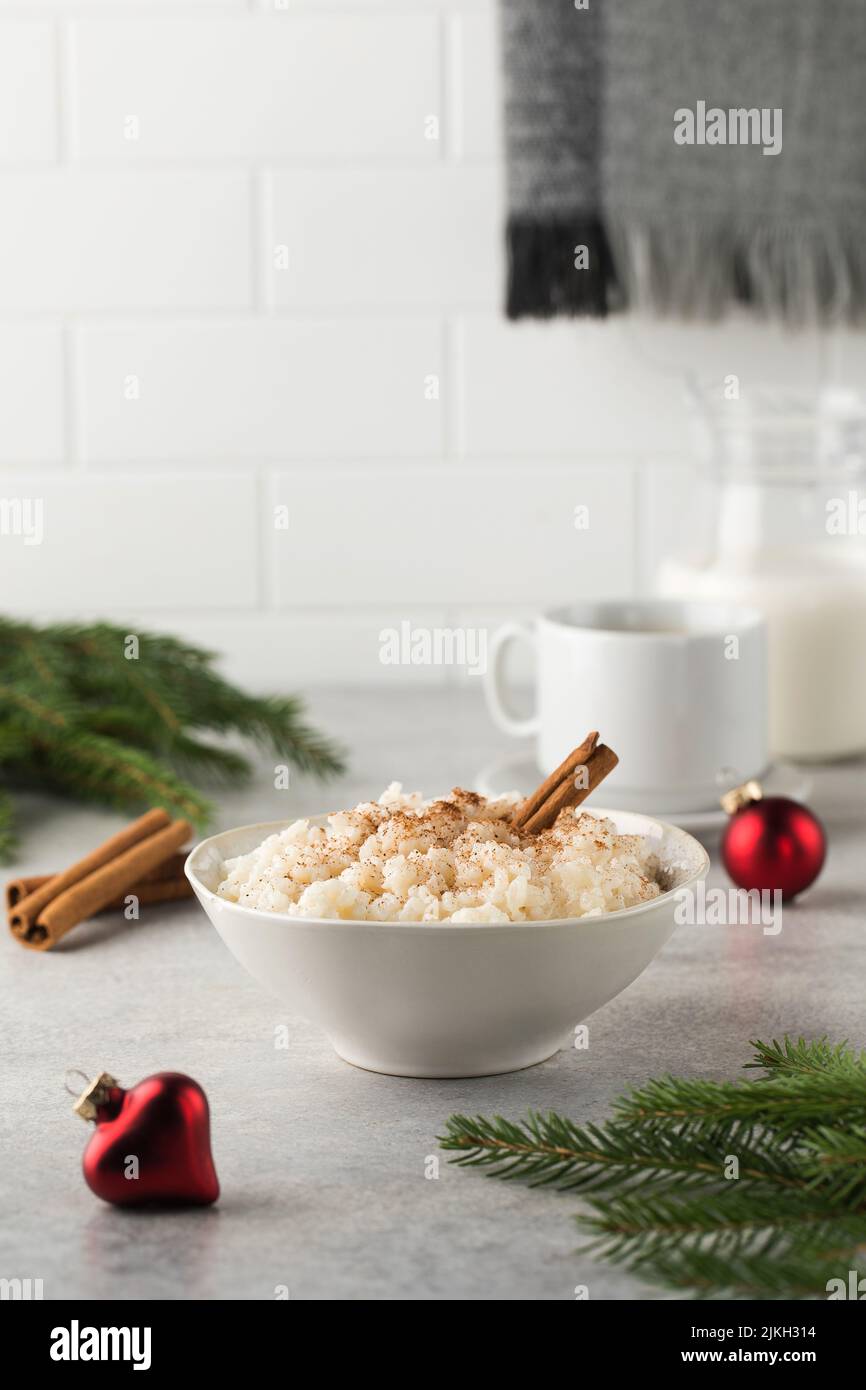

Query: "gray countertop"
(1, 688), (864, 1301)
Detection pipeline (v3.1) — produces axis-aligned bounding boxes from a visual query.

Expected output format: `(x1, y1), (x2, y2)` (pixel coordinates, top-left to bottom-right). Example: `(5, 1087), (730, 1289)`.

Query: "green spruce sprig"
(440, 1038), (866, 1299)
(0, 617), (345, 857)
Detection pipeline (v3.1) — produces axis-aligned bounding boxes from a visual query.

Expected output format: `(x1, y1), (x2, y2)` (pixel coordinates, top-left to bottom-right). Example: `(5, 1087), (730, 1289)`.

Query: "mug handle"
(483, 623), (539, 737)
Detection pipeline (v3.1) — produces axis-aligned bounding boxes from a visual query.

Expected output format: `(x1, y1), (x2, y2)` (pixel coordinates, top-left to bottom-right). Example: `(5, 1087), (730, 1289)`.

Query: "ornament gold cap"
(720, 779), (763, 816)
(71, 1071), (119, 1123)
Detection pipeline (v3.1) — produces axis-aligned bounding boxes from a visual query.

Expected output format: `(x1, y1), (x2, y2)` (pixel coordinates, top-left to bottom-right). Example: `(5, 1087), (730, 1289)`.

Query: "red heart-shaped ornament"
(77, 1071), (219, 1207)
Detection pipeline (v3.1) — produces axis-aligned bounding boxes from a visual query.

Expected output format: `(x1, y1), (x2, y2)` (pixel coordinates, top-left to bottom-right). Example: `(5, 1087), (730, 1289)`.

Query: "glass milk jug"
(657, 386), (866, 760)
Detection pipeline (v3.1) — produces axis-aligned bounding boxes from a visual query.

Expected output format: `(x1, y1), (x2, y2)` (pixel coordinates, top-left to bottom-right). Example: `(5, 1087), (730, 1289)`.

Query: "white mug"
(484, 600), (768, 813)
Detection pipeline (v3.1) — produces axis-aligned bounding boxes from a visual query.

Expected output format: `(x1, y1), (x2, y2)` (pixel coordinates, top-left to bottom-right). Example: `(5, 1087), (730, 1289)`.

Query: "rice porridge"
(216, 785), (661, 924)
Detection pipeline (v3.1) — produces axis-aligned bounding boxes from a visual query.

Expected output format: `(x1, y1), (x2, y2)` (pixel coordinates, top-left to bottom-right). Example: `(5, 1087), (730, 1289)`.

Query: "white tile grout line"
(451, 316), (466, 456)
(255, 471), (271, 612)
(17, 158), (496, 172)
(0, 3), (495, 13)
(437, 10), (451, 163)
(439, 316), (452, 458)
(0, 607), (528, 628)
(1, 7), (250, 14)
(444, 10), (462, 162)
(0, 451), (645, 475)
(58, 18), (76, 165)
(61, 320), (81, 469)
(259, 470), (281, 614)
(256, 3), (492, 11)
(251, 170), (269, 313)
(52, 20), (65, 165)
(0, 305), (500, 324)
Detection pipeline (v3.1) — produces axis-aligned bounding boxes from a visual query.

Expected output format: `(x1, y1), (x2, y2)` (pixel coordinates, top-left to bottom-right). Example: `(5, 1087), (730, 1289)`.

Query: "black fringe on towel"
(505, 215), (620, 319)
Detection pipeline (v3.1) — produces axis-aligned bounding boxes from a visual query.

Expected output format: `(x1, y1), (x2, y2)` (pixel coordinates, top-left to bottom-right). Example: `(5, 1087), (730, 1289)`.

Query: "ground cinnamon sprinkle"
(217, 785), (661, 924)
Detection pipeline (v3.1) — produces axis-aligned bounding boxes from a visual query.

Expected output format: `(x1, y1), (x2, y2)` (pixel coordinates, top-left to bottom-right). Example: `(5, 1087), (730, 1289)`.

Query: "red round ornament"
(720, 781), (826, 900)
(71, 1070), (219, 1207)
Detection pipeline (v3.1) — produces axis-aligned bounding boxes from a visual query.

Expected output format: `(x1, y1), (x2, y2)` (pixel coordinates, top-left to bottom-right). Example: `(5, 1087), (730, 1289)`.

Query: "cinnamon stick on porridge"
(217, 735), (656, 925)
(512, 734), (619, 834)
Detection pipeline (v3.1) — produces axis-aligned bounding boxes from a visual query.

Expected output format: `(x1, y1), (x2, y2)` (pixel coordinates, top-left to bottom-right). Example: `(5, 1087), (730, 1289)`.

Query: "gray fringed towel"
(500, 0), (866, 324)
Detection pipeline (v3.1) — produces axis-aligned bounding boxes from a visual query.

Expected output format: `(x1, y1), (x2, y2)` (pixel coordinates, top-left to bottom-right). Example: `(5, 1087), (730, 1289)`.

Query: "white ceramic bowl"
(186, 810), (709, 1079)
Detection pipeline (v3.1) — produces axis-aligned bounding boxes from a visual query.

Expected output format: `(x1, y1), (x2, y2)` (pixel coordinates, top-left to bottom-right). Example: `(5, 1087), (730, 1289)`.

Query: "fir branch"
(440, 1112), (805, 1195)
(613, 1071), (866, 1136)
(159, 734), (252, 787)
(221, 694), (346, 776)
(0, 617), (344, 855)
(440, 1037), (866, 1300)
(747, 1035), (866, 1077)
(0, 721), (28, 764)
(580, 1187), (866, 1264)
(71, 625), (184, 736)
(0, 678), (206, 813)
(33, 725), (212, 825)
(49, 621), (345, 776)
(626, 1243), (863, 1301)
(0, 787), (16, 860)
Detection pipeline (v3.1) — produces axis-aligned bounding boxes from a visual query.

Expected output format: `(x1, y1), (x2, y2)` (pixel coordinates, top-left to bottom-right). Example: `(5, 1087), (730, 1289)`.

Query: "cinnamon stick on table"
(10, 807), (171, 934)
(512, 733), (619, 835)
(5, 852), (189, 912)
(9, 810), (192, 952)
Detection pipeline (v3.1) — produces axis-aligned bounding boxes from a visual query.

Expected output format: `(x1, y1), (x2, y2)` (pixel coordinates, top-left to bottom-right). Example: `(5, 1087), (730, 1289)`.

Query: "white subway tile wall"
(451, 9), (502, 159)
(0, 172), (252, 311)
(0, 1), (834, 689)
(266, 168), (502, 309)
(71, 17), (441, 162)
(0, 475), (259, 610)
(77, 320), (443, 461)
(0, 22), (57, 163)
(269, 465), (636, 607)
(0, 326), (64, 463)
